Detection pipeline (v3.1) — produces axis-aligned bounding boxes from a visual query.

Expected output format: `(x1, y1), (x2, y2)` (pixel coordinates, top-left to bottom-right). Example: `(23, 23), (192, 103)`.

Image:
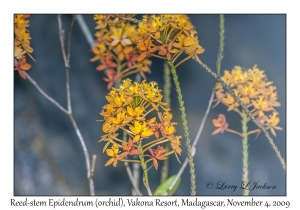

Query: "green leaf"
(153, 175), (181, 195)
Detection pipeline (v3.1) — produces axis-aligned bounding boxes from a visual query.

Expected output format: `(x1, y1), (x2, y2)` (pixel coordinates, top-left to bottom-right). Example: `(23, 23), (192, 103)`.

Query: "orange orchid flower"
(96, 54), (117, 72)
(212, 114), (242, 137)
(14, 56), (31, 79)
(105, 143), (121, 167)
(103, 69), (122, 89)
(212, 114), (229, 135)
(119, 137), (141, 159)
(125, 50), (139, 68)
(145, 146), (167, 170)
(158, 42), (179, 61)
(137, 38), (160, 61)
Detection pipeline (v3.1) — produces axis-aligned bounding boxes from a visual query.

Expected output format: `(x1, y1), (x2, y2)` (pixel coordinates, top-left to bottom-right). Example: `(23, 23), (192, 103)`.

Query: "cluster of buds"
(212, 65), (282, 137)
(99, 79), (182, 169)
(91, 15), (152, 89)
(14, 14), (34, 79)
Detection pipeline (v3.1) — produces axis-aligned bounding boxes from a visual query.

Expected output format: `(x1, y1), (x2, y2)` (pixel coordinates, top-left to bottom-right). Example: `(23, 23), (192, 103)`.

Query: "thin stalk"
(168, 61), (196, 195)
(57, 15), (95, 195)
(121, 65), (138, 75)
(69, 114), (95, 195)
(174, 55), (193, 68)
(226, 128), (243, 137)
(122, 69), (140, 79)
(120, 128), (135, 139)
(162, 150), (175, 157)
(172, 50), (184, 63)
(90, 154), (97, 178)
(142, 136), (166, 149)
(151, 54), (167, 60)
(120, 159), (141, 163)
(142, 139), (169, 153)
(58, 15), (68, 68)
(144, 108), (155, 117)
(247, 129), (261, 136)
(242, 110), (249, 196)
(166, 27), (175, 43)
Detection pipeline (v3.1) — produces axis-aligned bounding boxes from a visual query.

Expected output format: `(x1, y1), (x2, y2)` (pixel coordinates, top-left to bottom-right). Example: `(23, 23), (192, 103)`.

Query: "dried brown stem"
(58, 14), (95, 195)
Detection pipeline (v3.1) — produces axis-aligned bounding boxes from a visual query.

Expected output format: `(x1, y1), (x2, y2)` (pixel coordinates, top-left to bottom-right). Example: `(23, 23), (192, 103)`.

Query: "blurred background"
(14, 14), (286, 196)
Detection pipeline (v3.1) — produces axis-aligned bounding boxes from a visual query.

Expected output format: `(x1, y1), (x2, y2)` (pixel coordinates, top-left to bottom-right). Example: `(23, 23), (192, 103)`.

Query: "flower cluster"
(136, 15), (205, 64)
(91, 15), (152, 89)
(14, 14), (34, 79)
(91, 14), (205, 89)
(212, 65), (282, 137)
(99, 79), (182, 169)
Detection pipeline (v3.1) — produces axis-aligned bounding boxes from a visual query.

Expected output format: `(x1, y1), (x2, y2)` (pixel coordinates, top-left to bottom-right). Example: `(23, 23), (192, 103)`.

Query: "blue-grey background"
(14, 14), (286, 196)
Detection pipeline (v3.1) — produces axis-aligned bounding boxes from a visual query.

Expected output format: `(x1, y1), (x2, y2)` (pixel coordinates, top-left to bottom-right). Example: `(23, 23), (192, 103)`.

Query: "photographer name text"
(206, 181), (276, 192)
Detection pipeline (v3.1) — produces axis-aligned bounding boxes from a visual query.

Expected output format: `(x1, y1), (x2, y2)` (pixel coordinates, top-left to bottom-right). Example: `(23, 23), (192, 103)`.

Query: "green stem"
(168, 61), (197, 195)
(216, 14), (225, 76)
(161, 62), (172, 183)
(163, 62), (172, 107)
(242, 110), (249, 196)
(138, 143), (152, 195)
